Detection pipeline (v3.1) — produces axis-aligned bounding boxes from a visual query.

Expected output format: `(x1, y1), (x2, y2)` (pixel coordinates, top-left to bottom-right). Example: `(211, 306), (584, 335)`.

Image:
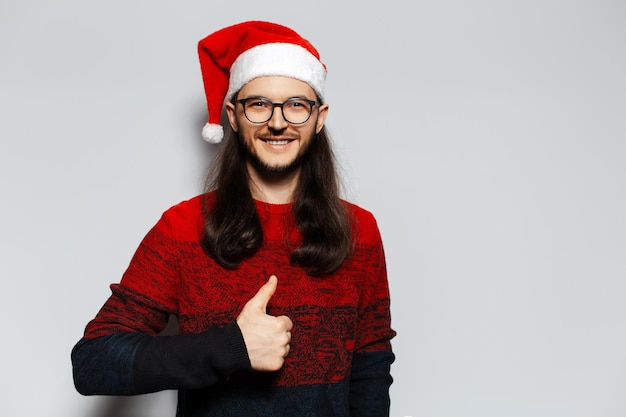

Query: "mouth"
(263, 139), (291, 145)
(260, 136), (297, 146)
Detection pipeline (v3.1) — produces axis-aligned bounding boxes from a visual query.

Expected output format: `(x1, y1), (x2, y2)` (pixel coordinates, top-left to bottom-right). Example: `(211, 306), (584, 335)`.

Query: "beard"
(239, 135), (314, 175)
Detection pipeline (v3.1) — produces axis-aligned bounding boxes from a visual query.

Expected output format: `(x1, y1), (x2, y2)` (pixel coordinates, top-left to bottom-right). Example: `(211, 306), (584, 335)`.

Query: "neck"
(246, 163), (300, 204)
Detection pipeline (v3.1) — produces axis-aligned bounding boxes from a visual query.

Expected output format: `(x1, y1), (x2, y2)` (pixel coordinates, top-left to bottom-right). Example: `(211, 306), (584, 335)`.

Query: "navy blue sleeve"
(349, 350), (395, 417)
(72, 332), (144, 395)
(71, 321), (251, 396)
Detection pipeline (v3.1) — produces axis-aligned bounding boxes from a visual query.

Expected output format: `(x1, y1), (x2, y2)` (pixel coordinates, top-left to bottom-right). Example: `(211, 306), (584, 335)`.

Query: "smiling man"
(227, 76), (328, 199)
(72, 20), (395, 417)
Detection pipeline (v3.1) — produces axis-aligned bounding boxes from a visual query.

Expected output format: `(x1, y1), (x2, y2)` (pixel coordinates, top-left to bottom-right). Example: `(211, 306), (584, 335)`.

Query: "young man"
(72, 20), (395, 416)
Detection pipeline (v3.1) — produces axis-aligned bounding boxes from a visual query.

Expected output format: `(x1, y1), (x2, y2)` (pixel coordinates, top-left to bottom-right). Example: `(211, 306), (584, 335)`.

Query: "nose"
(267, 104), (288, 130)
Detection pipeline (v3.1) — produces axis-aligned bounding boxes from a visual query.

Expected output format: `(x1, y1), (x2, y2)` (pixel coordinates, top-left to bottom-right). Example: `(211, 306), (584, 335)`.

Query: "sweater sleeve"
(349, 214), (396, 416)
(71, 322), (250, 395)
(71, 202), (251, 395)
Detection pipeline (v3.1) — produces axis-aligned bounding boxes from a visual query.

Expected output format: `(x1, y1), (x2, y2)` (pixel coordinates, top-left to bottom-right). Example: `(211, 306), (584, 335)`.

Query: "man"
(72, 20), (395, 416)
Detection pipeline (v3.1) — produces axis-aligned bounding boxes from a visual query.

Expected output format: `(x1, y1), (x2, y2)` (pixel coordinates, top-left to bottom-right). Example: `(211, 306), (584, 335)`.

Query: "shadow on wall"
(192, 105), (224, 186)
(87, 392), (178, 417)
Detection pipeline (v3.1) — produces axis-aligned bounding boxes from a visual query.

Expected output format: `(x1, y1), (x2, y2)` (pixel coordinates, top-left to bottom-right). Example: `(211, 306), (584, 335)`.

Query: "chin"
(242, 137), (311, 175)
(256, 158), (300, 174)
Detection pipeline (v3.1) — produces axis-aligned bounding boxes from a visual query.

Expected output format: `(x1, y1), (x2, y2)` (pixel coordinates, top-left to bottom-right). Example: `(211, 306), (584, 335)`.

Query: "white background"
(1, 1), (625, 416)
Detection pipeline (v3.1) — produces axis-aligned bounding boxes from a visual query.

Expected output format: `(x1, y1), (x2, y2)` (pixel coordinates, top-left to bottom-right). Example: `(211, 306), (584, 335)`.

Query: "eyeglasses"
(237, 97), (318, 124)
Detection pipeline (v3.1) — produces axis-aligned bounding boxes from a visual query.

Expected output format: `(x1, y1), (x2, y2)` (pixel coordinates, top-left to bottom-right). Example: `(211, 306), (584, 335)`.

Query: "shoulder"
(161, 194), (205, 220)
(343, 200), (382, 245)
(155, 193), (213, 240)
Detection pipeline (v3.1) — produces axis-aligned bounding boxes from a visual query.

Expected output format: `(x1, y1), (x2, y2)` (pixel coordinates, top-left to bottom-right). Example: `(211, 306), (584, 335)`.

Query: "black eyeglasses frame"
(236, 97), (319, 125)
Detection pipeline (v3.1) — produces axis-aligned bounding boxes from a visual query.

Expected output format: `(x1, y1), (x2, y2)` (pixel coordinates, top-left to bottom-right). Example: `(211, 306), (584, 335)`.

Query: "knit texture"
(73, 193), (395, 416)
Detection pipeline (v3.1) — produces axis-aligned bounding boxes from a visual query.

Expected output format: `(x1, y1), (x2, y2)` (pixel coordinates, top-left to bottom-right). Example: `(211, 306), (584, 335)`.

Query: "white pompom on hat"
(197, 20), (327, 143)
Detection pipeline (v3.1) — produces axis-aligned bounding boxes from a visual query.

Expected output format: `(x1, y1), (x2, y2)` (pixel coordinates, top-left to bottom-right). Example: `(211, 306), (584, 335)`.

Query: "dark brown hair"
(201, 116), (353, 276)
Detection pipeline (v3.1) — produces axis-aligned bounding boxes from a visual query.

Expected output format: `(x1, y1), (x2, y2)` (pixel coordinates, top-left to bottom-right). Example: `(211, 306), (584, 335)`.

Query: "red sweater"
(72, 194), (395, 416)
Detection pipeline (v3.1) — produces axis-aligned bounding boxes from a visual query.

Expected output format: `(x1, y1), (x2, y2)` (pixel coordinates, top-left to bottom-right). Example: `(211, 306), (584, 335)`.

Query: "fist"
(237, 275), (293, 371)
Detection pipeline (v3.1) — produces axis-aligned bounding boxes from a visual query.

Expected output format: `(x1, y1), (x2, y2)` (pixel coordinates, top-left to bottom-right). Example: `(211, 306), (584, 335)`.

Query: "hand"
(237, 275), (293, 371)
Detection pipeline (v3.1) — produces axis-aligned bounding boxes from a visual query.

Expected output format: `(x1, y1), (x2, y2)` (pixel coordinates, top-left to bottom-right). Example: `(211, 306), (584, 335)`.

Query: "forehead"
(238, 76), (317, 100)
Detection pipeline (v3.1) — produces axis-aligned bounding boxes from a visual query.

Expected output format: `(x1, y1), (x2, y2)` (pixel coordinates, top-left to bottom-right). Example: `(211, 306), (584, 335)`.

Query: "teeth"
(266, 140), (289, 145)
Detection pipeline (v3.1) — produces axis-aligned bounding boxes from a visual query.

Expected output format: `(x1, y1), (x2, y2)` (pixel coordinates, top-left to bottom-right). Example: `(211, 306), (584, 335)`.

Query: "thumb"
(248, 275), (278, 312)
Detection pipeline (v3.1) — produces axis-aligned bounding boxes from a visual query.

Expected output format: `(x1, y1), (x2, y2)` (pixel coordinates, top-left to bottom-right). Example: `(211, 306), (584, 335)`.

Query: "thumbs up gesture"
(237, 275), (293, 371)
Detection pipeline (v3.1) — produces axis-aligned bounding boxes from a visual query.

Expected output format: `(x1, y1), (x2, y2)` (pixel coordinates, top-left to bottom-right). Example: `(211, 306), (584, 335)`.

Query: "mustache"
(258, 132), (299, 141)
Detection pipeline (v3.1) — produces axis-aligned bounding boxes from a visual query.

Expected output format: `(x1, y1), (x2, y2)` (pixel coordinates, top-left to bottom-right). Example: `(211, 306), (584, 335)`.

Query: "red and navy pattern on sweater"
(72, 193), (395, 417)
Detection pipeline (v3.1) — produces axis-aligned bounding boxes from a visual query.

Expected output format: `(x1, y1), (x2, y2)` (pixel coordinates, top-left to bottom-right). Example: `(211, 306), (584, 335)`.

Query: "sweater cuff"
(225, 321), (251, 370)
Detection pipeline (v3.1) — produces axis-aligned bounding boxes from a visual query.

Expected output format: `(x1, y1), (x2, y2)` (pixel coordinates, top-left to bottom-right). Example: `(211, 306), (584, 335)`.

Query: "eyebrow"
(240, 95), (316, 102)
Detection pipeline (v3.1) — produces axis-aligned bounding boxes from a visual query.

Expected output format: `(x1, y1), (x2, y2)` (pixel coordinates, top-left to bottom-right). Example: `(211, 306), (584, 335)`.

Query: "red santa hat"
(197, 20), (327, 143)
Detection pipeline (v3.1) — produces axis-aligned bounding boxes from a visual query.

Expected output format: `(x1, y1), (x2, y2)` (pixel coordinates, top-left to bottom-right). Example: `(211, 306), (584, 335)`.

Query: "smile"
(262, 139), (293, 145)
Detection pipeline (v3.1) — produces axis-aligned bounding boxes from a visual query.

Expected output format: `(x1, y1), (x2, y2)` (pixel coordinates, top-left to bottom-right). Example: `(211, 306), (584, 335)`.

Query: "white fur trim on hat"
(202, 123), (224, 144)
(225, 43), (327, 103)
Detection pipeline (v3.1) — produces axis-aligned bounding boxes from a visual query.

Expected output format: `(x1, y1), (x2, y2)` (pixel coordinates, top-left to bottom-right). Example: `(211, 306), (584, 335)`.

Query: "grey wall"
(1, 1), (625, 416)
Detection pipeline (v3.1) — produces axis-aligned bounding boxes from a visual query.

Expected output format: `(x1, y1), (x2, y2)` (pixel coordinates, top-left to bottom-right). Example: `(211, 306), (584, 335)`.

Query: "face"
(225, 76), (328, 174)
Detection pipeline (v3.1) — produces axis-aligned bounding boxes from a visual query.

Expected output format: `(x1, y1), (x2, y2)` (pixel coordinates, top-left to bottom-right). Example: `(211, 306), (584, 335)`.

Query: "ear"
(225, 101), (239, 133)
(315, 103), (329, 134)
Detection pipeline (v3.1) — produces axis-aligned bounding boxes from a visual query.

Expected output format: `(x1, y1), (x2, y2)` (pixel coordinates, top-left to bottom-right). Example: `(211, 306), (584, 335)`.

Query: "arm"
(71, 214), (289, 395)
(71, 321), (249, 395)
(350, 350), (395, 416)
(71, 275), (251, 395)
(71, 278), (291, 395)
(71, 206), (252, 395)
(349, 221), (396, 417)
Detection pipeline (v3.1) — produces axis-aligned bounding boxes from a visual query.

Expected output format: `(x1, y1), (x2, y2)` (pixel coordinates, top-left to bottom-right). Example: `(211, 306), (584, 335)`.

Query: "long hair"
(201, 113), (353, 276)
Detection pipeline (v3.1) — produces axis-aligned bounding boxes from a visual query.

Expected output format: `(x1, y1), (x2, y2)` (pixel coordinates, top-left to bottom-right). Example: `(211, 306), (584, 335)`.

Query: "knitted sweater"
(72, 194), (395, 417)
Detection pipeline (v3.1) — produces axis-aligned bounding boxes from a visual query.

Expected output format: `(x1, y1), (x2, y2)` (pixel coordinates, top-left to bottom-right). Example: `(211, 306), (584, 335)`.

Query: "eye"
(285, 99), (311, 111)
(249, 99), (268, 107)
(243, 98), (272, 112)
